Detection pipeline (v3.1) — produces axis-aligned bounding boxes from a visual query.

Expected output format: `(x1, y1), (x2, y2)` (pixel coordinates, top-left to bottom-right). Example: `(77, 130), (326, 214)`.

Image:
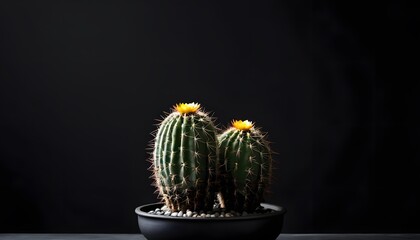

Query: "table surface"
(0, 234), (419, 240)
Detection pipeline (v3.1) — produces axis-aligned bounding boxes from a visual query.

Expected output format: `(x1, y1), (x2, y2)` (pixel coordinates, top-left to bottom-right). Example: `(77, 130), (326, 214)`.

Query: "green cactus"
(151, 103), (219, 212)
(218, 120), (272, 212)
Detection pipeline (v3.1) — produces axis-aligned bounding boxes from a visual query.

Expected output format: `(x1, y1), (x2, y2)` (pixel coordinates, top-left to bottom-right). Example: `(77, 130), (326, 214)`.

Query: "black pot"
(135, 202), (286, 240)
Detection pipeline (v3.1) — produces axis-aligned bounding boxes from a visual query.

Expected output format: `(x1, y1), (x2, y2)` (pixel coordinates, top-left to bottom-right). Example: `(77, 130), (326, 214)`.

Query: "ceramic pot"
(135, 202), (286, 240)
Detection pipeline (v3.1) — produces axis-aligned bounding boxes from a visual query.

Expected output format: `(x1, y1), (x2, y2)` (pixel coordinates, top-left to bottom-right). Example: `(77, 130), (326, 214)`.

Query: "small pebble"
(147, 205), (277, 218)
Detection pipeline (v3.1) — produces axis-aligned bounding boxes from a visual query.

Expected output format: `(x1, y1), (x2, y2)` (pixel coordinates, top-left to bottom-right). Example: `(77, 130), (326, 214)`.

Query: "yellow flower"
(174, 102), (201, 114)
(232, 120), (254, 131)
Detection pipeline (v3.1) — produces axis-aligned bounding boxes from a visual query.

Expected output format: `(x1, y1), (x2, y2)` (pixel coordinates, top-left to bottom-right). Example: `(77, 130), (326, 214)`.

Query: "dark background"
(1, 0), (419, 234)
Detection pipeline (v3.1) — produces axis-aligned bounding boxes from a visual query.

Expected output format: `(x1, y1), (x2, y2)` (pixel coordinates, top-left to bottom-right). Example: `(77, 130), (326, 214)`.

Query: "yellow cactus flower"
(174, 102), (201, 114)
(232, 120), (254, 131)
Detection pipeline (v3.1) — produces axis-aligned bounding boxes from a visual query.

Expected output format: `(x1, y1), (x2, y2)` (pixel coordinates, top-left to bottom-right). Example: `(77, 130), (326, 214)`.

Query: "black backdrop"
(1, 0), (419, 234)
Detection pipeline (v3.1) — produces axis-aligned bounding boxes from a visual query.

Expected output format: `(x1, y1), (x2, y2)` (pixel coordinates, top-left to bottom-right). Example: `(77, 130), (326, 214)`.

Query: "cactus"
(151, 103), (219, 212)
(218, 120), (272, 212)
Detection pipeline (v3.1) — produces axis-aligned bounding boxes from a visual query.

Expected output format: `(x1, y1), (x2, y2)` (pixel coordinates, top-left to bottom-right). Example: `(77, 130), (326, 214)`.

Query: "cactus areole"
(152, 103), (219, 212)
(218, 120), (273, 212)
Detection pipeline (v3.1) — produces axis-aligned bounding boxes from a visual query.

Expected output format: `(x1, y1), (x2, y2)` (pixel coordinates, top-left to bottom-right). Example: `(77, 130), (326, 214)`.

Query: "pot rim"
(135, 202), (286, 221)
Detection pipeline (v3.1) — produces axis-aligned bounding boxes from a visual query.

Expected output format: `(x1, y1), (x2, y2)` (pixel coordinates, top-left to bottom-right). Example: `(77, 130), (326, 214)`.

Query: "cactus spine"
(218, 120), (272, 212)
(152, 103), (219, 212)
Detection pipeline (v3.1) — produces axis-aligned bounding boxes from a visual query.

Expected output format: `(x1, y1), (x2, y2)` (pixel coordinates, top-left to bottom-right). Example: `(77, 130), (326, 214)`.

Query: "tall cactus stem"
(151, 103), (219, 212)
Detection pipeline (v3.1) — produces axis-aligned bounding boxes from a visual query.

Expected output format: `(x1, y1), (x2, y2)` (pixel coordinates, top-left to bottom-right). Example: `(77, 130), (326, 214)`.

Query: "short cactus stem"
(218, 120), (272, 212)
(151, 103), (219, 212)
